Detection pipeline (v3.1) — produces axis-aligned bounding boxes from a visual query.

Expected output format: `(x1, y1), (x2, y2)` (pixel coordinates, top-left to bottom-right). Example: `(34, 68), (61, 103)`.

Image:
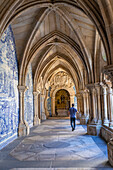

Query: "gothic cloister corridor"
(0, 118), (112, 170)
(1, 0), (113, 169)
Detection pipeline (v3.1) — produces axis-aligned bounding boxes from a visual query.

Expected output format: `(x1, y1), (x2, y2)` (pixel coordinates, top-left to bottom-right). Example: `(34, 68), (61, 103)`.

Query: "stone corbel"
(104, 65), (113, 88)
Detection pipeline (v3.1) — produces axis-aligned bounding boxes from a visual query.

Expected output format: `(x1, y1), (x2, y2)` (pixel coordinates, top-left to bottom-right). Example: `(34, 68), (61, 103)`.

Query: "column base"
(34, 117), (39, 126)
(107, 139), (113, 167)
(91, 118), (97, 124)
(18, 121), (30, 137)
(80, 115), (89, 125)
(42, 112), (46, 120)
(97, 119), (102, 124)
(104, 119), (109, 125)
(38, 119), (41, 125)
(109, 121), (113, 127)
(87, 124), (101, 136)
(76, 112), (81, 119)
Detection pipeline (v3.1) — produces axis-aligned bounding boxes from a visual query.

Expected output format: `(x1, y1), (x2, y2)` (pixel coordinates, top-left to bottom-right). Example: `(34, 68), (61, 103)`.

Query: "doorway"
(55, 89), (70, 116)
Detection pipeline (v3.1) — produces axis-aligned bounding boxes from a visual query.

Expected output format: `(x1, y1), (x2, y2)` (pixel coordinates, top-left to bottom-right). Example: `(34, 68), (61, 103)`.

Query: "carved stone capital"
(95, 83), (101, 93)
(76, 93), (81, 98)
(33, 91), (38, 96)
(100, 82), (108, 89)
(33, 91), (40, 98)
(106, 80), (112, 89)
(86, 84), (95, 92)
(18, 85), (28, 93)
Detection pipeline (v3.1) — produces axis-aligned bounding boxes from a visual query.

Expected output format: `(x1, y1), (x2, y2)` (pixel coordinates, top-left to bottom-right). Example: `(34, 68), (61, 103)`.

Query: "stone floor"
(0, 118), (112, 170)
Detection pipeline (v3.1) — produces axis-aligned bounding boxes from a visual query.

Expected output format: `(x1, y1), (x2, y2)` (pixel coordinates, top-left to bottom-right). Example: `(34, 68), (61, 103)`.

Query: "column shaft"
(107, 86), (113, 126)
(18, 85), (29, 136)
(41, 94), (46, 120)
(91, 88), (97, 123)
(86, 92), (89, 117)
(95, 86), (102, 124)
(102, 85), (109, 124)
(33, 91), (39, 126)
(80, 91), (89, 125)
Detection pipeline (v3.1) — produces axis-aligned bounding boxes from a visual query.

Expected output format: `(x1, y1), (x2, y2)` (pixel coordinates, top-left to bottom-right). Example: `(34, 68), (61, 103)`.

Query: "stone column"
(86, 91), (89, 118)
(106, 82), (113, 126)
(95, 85), (102, 124)
(70, 95), (74, 106)
(111, 89), (113, 125)
(76, 94), (80, 112)
(104, 66), (113, 166)
(52, 96), (55, 116)
(87, 88), (92, 123)
(87, 84), (101, 136)
(102, 85), (109, 125)
(91, 87), (97, 123)
(38, 93), (41, 124)
(80, 91), (88, 124)
(18, 85), (29, 136)
(83, 92), (87, 116)
(33, 91), (40, 126)
(45, 89), (50, 118)
(41, 94), (46, 120)
(76, 93), (81, 119)
(80, 94), (84, 116)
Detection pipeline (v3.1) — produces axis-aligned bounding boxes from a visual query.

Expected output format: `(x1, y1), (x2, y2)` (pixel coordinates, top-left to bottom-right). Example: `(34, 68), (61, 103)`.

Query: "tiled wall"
(0, 26), (19, 149)
(24, 64), (33, 127)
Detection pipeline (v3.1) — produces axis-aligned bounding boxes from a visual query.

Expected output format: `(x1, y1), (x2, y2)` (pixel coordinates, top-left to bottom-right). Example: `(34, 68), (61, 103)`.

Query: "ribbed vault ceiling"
(1, 0), (112, 91)
(11, 3), (95, 87)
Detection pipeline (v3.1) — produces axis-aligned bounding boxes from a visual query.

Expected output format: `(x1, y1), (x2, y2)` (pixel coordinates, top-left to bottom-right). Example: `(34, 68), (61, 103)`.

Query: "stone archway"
(55, 89), (70, 117)
(51, 86), (75, 116)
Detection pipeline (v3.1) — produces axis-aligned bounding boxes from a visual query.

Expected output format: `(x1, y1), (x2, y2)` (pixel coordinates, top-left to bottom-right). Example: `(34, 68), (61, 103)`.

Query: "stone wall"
(24, 64), (33, 127)
(0, 26), (19, 149)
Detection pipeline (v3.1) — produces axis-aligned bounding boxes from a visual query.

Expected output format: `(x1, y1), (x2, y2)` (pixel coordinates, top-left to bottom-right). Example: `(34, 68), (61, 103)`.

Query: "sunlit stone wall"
(24, 64), (33, 127)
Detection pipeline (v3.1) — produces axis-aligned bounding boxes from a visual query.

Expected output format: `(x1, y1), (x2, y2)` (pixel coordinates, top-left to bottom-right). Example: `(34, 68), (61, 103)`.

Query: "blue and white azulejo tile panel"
(24, 64), (33, 127)
(0, 25), (19, 150)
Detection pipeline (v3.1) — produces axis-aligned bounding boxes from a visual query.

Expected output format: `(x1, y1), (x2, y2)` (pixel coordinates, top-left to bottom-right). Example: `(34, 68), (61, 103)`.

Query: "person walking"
(68, 103), (77, 131)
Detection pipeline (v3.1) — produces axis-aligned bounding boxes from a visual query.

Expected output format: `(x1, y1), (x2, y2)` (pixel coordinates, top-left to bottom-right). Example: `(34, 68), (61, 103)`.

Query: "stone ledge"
(103, 124), (113, 132)
(101, 126), (113, 142)
(87, 124), (101, 136)
(107, 139), (113, 167)
(80, 117), (89, 125)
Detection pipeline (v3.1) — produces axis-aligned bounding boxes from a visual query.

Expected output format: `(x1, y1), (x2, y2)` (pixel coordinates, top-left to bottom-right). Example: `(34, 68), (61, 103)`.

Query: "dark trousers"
(70, 117), (76, 129)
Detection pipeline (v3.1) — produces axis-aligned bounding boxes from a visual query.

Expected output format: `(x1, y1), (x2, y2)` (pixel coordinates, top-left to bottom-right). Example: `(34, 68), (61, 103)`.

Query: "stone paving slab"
(0, 119), (112, 169)
(10, 168), (112, 170)
(10, 168), (98, 170)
